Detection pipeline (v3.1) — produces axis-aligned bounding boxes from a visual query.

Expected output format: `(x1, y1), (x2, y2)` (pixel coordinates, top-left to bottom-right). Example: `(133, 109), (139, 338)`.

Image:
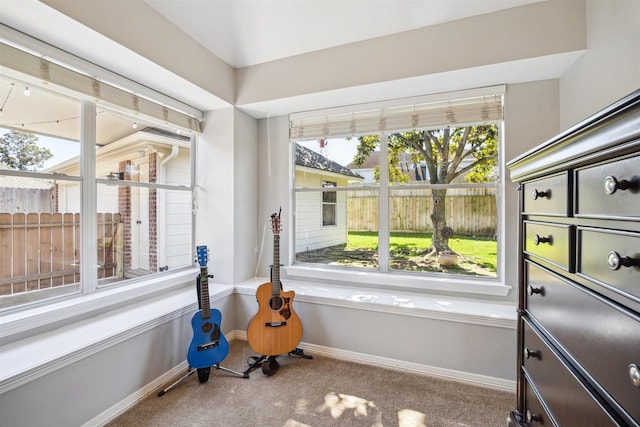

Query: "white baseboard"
(82, 360), (190, 427)
(296, 340), (516, 392)
(238, 329), (514, 391)
(83, 330), (244, 427)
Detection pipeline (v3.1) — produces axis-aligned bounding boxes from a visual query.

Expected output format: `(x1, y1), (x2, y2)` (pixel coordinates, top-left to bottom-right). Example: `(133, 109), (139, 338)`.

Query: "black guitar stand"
(243, 348), (313, 376)
(157, 274), (248, 397)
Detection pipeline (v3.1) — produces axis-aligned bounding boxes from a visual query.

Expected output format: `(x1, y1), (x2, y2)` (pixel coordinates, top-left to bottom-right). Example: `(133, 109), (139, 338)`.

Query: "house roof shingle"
(295, 144), (362, 179)
(0, 164), (54, 189)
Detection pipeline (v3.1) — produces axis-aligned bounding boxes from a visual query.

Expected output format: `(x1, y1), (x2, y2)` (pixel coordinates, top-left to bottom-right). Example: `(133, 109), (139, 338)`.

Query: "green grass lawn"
(347, 231), (497, 276)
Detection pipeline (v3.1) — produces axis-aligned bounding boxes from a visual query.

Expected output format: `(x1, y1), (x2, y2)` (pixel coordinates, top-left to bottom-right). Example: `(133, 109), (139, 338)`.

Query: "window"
(0, 41), (199, 310)
(322, 181), (337, 226)
(291, 88), (504, 289)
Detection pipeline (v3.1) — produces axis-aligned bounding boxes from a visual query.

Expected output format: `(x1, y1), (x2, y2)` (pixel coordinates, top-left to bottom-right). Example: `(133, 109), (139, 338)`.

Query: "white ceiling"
(0, 0), (581, 123)
(144, 0), (544, 68)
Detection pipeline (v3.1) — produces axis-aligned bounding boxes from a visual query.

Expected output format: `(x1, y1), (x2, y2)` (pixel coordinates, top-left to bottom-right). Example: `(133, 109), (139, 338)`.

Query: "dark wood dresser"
(507, 90), (640, 427)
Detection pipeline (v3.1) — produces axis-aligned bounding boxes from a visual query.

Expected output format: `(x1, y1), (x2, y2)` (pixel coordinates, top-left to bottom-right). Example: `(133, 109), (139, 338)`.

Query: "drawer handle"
(533, 234), (552, 245)
(629, 364), (640, 387)
(531, 189), (550, 200)
(524, 347), (539, 359)
(526, 410), (542, 423)
(607, 251), (638, 270)
(603, 175), (632, 195)
(527, 285), (543, 296)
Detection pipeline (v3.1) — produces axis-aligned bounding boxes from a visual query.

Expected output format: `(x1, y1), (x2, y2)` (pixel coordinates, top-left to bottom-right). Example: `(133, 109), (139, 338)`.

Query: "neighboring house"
(295, 143), (363, 253)
(49, 128), (191, 277)
(347, 151), (478, 184)
(0, 164), (54, 213)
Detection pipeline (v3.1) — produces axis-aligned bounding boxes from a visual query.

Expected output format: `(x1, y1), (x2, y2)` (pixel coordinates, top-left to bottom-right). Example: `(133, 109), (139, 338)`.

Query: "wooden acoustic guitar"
(187, 245), (229, 370)
(247, 209), (303, 356)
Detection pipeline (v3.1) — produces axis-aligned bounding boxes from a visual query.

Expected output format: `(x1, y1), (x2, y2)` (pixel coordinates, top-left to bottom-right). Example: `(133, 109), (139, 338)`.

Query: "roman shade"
(290, 86), (504, 140)
(0, 41), (201, 133)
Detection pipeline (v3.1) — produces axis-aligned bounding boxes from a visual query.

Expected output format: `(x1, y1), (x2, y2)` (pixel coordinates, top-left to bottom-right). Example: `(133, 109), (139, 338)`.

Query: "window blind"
(290, 86), (504, 140)
(0, 42), (201, 133)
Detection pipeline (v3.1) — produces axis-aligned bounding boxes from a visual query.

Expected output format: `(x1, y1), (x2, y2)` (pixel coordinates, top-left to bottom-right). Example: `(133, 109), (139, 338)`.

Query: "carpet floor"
(107, 340), (513, 427)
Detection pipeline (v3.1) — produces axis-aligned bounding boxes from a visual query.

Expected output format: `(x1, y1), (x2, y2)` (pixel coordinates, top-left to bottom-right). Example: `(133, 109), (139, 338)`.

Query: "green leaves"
(353, 124), (498, 185)
(0, 130), (53, 171)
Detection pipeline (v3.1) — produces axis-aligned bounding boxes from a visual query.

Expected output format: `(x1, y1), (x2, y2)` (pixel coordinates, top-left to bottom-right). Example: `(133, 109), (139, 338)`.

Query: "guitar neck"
(200, 266), (211, 318)
(271, 234), (280, 296)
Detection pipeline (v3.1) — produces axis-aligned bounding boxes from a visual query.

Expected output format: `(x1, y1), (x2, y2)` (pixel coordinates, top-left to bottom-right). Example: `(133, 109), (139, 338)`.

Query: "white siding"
(160, 149), (192, 269)
(295, 169), (350, 253)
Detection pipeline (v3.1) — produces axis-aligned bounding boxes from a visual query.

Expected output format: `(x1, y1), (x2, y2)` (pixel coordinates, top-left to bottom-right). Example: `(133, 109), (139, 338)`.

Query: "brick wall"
(148, 153), (157, 272)
(118, 160), (131, 271)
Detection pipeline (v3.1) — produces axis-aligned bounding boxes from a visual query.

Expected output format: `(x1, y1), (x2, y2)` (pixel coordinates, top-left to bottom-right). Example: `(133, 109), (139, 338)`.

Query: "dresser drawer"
(577, 227), (640, 303)
(575, 154), (639, 220)
(524, 379), (554, 426)
(526, 261), (640, 424)
(524, 221), (574, 271)
(522, 319), (621, 426)
(523, 172), (570, 216)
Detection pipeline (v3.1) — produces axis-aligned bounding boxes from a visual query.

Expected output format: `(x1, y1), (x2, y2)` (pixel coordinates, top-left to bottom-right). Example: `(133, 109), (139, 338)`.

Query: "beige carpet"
(107, 340), (513, 427)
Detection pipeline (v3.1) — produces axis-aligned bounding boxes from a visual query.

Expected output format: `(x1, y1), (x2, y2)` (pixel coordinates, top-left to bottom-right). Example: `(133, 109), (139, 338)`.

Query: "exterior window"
(0, 74), (194, 309)
(322, 181), (337, 226)
(294, 141), (377, 268)
(0, 81), (82, 306)
(292, 108), (501, 281)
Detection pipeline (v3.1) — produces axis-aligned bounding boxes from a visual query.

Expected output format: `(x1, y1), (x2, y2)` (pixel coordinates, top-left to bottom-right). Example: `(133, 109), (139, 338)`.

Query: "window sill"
(0, 274), (235, 394)
(236, 276), (516, 329)
(284, 265), (513, 297)
(0, 267), (200, 346)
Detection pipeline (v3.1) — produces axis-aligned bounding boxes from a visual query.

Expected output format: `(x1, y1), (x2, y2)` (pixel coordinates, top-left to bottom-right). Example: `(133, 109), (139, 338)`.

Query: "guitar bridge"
(266, 321), (287, 327)
(197, 341), (219, 351)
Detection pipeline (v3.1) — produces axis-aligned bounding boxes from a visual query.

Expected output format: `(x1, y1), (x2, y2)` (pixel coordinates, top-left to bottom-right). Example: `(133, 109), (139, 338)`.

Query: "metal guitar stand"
(158, 363), (248, 397)
(157, 274), (248, 397)
(243, 348), (313, 376)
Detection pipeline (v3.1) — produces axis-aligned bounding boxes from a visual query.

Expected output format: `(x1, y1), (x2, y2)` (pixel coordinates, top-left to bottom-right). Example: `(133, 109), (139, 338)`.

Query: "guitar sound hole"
(202, 322), (212, 333)
(269, 296), (284, 311)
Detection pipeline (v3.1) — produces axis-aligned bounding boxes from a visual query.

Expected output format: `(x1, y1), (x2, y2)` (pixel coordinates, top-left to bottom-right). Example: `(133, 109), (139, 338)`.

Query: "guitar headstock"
(270, 207), (282, 235)
(196, 245), (209, 267)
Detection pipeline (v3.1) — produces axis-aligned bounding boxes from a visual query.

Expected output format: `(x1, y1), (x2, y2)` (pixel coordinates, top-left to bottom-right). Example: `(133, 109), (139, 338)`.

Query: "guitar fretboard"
(271, 234), (280, 296)
(200, 266), (211, 319)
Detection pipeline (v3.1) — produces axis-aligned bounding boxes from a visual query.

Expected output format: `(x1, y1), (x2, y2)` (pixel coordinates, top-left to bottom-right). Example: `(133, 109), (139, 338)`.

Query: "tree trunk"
(427, 188), (450, 255)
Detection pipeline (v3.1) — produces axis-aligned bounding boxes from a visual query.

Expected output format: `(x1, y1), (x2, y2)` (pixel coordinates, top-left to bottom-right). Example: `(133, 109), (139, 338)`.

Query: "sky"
(39, 136), (79, 169)
(298, 137), (359, 166)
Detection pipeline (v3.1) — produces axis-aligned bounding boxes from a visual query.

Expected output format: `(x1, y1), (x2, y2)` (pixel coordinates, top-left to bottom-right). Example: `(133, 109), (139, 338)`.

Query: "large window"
(292, 89), (503, 286)
(0, 46), (198, 310)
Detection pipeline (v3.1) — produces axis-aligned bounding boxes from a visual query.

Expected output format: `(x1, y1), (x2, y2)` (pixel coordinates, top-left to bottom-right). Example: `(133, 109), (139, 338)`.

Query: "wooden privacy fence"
(347, 187), (497, 236)
(0, 213), (123, 297)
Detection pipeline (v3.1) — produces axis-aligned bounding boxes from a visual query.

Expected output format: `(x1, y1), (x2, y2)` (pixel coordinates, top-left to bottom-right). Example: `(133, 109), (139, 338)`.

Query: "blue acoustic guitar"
(187, 246), (229, 369)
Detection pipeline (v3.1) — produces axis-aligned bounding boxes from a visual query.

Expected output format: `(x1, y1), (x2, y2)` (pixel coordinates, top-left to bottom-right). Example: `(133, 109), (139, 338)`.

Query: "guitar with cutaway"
(247, 209), (303, 356)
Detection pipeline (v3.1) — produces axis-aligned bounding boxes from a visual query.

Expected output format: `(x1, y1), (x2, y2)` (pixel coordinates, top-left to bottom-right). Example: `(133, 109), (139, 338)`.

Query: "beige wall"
(236, 0), (585, 107)
(559, 0), (640, 129)
(41, 0), (235, 105)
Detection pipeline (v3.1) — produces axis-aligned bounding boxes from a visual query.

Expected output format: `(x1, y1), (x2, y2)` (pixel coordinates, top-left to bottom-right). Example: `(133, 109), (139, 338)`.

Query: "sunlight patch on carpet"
(318, 391), (378, 420)
(282, 419), (312, 427)
(398, 408), (426, 427)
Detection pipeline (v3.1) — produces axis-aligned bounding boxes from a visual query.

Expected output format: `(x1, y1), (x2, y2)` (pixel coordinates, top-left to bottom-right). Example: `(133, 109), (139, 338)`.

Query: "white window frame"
(0, 32), (200, 344)
(321, 180), (337, 227)
(288, 89), (509, 297)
